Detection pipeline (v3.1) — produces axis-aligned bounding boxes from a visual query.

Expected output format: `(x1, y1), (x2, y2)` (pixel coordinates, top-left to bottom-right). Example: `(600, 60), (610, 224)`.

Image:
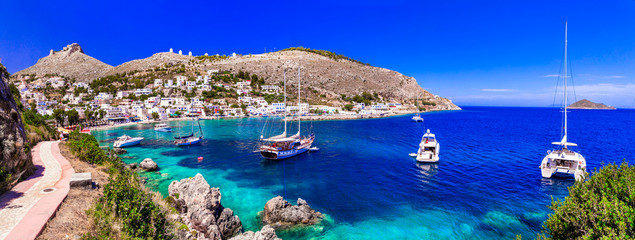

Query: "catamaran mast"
(297, 66), (301, 135)
(564, 22), (568, 145)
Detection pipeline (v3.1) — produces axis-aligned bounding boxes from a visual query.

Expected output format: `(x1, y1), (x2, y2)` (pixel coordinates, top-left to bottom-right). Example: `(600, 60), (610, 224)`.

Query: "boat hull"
(114, 139), (143, 148)
(154, 128), (172, 132)
(539, 151), (586, 181)
(176, 137), (202, 146)
(261, 146), (310, 160)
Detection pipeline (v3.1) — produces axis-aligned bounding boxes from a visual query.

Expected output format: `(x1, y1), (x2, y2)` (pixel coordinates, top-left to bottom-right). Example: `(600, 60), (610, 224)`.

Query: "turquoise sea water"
(92, 106), (635, 239)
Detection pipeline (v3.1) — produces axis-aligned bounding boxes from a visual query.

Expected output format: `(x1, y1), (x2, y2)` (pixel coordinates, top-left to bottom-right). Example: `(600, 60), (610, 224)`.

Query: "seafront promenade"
(0, 141), (74, 240)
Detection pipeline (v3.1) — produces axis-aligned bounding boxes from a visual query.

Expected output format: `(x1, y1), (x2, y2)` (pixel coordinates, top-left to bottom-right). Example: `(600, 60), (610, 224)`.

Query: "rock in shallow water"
(139, 158), (157, 171)
(229, 225), (280, 240)
(113, 147), (127, 154)
(262, 196), (324, 229)
(169, 173), (243, 240)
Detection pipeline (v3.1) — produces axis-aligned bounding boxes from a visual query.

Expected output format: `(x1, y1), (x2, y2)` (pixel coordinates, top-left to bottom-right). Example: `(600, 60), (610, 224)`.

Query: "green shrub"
(99, 170), (168, 239)
(67, 130), (108, 164)
(539, 162), (635, 239)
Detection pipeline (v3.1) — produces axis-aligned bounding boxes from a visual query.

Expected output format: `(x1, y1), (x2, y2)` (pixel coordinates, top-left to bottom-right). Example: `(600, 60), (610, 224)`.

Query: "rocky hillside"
(12, 44), (459, 110)
(0, 63), (33, 193)
(568, 99), (616, 110)
(13, 43), (113, 81)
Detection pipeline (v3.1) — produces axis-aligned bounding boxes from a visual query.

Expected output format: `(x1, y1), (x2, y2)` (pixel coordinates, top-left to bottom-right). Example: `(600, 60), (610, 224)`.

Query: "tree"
(538, 162), (635, 239)
(175, 111), (183, 116)
(344, 104), (353, 111)
(151, 112), (159, 121)
(66, 109), (80, 126)
(98, 109), (105, 119)
(85, 110), (94, 124)
(52, 109), (66, 127)
(230, 103), (239, 108)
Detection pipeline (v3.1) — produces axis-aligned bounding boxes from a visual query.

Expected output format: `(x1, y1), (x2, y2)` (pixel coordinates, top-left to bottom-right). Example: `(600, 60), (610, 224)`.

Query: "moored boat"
(113, 134), (144, 148)
(412, 114), (423, 122)
(415, 129), (439, 163)
(258, 67), (315, 160)
(154, 123), (172, 132)
(539, 22), (587, 181)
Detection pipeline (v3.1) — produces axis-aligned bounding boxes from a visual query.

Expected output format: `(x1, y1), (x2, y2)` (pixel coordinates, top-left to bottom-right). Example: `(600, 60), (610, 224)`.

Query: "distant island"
(568, 99), (616, 110)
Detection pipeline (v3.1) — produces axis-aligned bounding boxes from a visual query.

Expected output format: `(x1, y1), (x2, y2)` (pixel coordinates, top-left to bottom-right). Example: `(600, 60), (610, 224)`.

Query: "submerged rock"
(139, 158), (157, 171)
(230, 225), (280, 240)
(169, 173), (243, 240)
(113, 147), (127, 154)
(125, 163), (137, 170)
(262, 196), (324, 229)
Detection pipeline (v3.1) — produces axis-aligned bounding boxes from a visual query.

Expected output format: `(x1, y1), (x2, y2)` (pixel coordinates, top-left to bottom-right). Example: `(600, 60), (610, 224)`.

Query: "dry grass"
(36, 142), (110, 240)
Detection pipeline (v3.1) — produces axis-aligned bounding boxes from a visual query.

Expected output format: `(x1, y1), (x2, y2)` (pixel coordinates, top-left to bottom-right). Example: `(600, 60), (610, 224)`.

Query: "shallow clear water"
(92, 106), (635, 239)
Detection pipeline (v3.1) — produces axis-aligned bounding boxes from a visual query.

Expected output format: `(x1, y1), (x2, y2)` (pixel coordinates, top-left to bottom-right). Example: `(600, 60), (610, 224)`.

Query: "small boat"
(175, 136), (202, 146)
(412, 114), (423, 122)
(154, 123), (172, 132)
(113, 134), (144, 148)
(539, 22), (586, 181)
(175, 117), (203, 146)
(414, 129), (439, 163)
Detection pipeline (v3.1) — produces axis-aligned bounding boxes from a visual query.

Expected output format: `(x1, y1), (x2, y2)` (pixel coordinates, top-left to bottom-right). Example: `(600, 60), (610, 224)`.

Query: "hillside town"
(11, 67), (427, 127)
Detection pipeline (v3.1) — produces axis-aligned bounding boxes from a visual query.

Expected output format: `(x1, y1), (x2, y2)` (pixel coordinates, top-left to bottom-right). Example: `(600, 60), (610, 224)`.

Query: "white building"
(261, 85), (280, 94)
(153, 79), (163, 88)
(271, 103), (286, 113)
(134, 88), (152, 96)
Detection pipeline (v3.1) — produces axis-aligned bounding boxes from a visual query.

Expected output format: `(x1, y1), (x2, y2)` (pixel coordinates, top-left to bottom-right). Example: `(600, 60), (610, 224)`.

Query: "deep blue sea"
(92, 106), (635, 239)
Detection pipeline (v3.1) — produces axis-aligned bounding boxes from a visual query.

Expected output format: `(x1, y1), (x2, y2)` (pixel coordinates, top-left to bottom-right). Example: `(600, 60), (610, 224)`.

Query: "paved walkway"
(0, 141), (74, 240)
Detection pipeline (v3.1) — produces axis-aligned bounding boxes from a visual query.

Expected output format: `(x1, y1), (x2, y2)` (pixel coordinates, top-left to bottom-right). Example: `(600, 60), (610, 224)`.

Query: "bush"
(67, 130), (108, 164)
(539, 162), (635, 239)
(100, 170), (168, 239)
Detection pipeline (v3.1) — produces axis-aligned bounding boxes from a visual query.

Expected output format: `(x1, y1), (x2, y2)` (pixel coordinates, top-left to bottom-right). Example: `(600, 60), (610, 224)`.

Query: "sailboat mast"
(283, 71), (287, 135)
(297, 66), (301, 135)
(564, 22), (568, 140)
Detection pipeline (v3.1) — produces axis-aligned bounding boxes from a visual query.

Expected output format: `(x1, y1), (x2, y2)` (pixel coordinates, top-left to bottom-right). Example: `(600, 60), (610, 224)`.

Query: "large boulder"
(169, 173), (243, 240)
(262, 196), (324, 229)
(0, 63), (32, 193)
(230, 225), (280, 240)
(139, 158), (157, 171)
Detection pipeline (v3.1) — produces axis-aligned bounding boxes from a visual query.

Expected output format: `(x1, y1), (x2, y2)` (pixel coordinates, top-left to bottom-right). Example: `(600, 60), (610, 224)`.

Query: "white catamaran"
(539, 22), (587, 181)
(258, 68), (315, 160)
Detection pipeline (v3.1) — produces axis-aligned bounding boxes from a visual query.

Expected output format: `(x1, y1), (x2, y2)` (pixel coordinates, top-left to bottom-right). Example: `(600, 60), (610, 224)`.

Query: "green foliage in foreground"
(538, 162), (635, 239)
(88, 169), (168, 239)
(70, 131), (171, 239)
(0, 167), (12, 193)
(281, 47), (371, 66)
(68, 131), (108, 164)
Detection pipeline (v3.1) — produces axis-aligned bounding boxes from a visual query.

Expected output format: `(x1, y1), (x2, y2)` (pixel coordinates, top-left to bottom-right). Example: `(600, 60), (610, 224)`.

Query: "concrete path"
(0, 141), (74, 240)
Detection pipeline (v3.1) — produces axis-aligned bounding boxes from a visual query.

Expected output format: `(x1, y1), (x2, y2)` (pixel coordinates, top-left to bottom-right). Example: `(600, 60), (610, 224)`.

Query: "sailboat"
(539, 22), (587, 181)
(258, 67), (315, 160)
(174, 116), (203, 146)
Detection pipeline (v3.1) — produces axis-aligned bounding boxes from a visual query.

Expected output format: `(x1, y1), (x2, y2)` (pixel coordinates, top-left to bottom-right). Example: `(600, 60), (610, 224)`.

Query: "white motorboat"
(539, 22), (587, 181)
(154, 123), (172, 132)
(258, 68), (315, 160)
(412, 114), (423, 122)
(113, 134), (144, 148)
(415, 129), (439, 163)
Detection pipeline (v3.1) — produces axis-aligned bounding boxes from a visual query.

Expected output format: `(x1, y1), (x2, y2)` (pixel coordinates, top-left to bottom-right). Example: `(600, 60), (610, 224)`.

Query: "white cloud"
(544, 74), (561, 77)
(481, 88), (515, 92)
(577, 74), (625, 80)
(570, 83), (635, 96)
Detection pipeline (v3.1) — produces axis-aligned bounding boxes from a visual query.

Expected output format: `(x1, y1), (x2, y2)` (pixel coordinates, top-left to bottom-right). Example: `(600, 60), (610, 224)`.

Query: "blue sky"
(1, 0), (634, 107)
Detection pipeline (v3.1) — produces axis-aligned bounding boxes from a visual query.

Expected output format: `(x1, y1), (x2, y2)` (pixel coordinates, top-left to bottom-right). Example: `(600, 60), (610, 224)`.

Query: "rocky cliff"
(168, 174), (243, 240)
(0, 63), (33, 192)
(13, 43), (113, 81)
(568, 99), (616, 110)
